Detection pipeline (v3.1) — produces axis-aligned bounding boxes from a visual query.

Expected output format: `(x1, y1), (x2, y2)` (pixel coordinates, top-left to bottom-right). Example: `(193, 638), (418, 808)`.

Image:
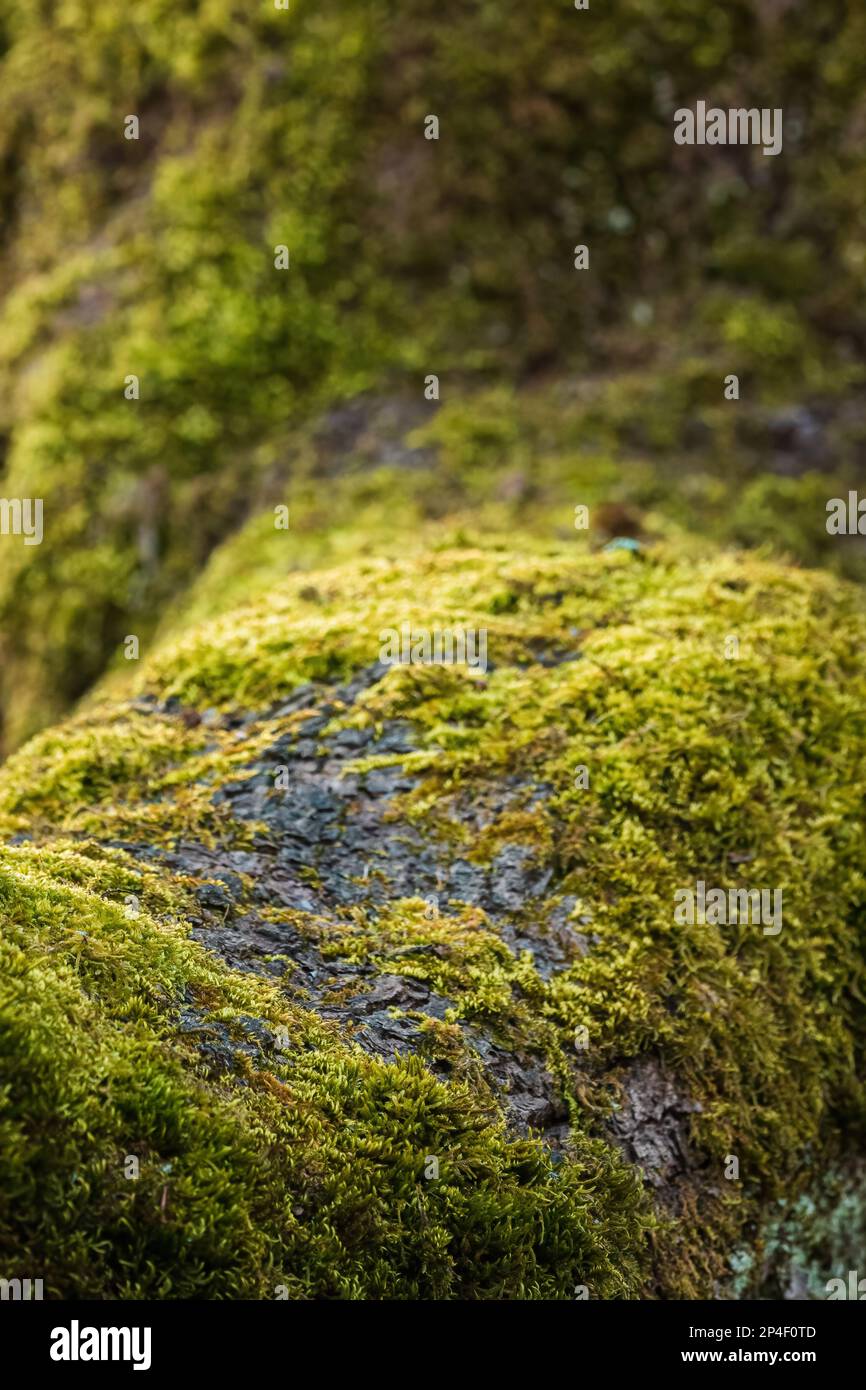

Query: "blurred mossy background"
(1, 0), (865, 751)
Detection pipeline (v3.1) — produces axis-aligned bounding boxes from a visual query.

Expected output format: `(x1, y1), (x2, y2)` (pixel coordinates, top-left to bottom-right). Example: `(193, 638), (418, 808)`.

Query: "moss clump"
(3, 1), (866, 744)
(2, 525), (865, 1297)
(0, 841), (649, 1299)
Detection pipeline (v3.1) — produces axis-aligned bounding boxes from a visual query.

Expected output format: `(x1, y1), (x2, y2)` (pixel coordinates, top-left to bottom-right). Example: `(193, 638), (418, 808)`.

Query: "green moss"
(0, 838), (650, 1298)
(3, 0), (866, 1295)
(4, 1), (866, 744)
(2, 528), (865, 1295)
